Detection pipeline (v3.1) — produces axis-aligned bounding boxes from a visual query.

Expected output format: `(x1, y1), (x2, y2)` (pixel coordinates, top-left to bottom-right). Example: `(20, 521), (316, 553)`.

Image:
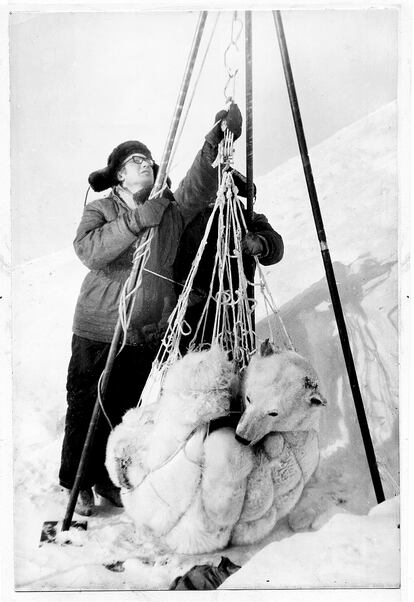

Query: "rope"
(254, 259), (295, 351)
(168, 12), (221, 177)
(143, 268), (183, 288)
(136, 161), (294, 415)
(154, 167), (255, 374)
(96, 370), (114, 430)
(83, 185), (91, 207)
(118, 231), (154, 353)
(120, 424), (207, 495)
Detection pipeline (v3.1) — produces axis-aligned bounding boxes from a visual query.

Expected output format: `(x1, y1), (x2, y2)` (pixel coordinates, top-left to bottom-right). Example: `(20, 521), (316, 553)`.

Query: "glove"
(232, 170), (257, 199)
(134, 196), (170, 229)
(241, 232), (266, 257)
(141, 323), (163, 349)
(223, 102), (243, 140)
(205, 102), (243, 146)
(141, 321), (168, 350)
(157, 296), (173, 334)
(141, 296), (172, 348)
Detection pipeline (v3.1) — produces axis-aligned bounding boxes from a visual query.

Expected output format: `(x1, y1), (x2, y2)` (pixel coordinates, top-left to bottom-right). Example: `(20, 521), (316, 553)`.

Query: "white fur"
(237, 350), (326, 443)
(230, 348), (327, 545)
(165, 490), (232, 554)
(146, 346), (235, 469)
(283, 430), (320, 483)
(105, 345), (327, 553)
(201, 428), (254, 526)
(237, 451), (274, 523)
(231, 505), (278, 546)
(164, 428), (254, 554)
(106, 346), (238, 552)
(122, 427), (206, 538)
(106, 405), (156, 489)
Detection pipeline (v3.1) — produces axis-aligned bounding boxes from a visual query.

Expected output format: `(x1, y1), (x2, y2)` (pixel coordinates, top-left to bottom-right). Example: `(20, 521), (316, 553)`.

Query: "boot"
(94, 479), (123, 508)
(65, 488), (95, 517)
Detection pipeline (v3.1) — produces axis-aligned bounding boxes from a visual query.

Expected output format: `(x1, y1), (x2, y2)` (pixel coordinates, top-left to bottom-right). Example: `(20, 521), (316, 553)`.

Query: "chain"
(223, 11), (243, 103)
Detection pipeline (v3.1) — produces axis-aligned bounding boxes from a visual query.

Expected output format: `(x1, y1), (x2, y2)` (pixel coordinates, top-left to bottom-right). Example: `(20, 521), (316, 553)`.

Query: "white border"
(1, 1), (411, 601)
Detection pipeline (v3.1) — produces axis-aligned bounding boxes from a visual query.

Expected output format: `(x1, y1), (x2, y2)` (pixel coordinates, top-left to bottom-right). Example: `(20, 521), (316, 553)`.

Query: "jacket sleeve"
(173, 141), (219, 229)
(73, 200), (148, 270)
(250, 212), (284, 266)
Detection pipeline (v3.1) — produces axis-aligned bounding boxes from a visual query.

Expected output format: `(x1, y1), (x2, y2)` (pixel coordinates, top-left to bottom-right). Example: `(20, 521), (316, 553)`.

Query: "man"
(59, 104), (243, 516)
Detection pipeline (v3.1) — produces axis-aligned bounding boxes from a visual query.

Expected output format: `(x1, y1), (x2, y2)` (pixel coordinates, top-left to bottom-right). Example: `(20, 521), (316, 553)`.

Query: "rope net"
(138, 135), (258, 407)
(134, 133), (291, 409)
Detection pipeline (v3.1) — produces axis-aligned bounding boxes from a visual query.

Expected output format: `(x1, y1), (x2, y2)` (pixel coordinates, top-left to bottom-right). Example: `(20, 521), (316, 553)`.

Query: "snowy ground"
(8, 101), (405, 598)
(220, 496), (400, 590)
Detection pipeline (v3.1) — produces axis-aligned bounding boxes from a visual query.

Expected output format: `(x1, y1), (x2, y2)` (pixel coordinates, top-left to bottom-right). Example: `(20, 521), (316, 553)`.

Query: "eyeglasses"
(123, 155), (154, 168)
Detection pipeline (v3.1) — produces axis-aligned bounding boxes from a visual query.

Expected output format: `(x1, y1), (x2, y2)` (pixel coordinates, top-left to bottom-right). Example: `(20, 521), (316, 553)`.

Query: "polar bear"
(106, 341), (327, 553)
(236, 340), (327, 443)
(165, 427), (254, 554)
(230, 340), (327, 545)
(105, 345), (249, 546)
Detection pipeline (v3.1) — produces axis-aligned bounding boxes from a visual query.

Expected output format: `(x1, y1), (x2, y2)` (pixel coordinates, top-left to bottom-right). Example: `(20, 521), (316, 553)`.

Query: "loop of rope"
(179, 319), (192, 336)
(118, 230), (154, 353)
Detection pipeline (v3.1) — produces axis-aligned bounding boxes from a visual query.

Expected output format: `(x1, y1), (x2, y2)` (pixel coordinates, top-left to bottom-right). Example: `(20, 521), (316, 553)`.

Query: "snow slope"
(255, 101), (400, 519)
(11, 101), (400, 593)
(254, 100), (398, 307)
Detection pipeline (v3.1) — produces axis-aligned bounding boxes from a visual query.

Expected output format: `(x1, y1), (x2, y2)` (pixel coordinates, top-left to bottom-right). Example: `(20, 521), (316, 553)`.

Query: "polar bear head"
(236, 341), (327, 445)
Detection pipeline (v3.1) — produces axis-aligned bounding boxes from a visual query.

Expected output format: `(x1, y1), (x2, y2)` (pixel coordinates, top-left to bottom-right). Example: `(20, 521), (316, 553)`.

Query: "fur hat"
(88, 140), (155, 192)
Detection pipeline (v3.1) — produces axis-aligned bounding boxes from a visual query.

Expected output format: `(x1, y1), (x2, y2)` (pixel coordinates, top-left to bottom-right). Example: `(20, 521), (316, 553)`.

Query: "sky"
(9, 7), (398, 264)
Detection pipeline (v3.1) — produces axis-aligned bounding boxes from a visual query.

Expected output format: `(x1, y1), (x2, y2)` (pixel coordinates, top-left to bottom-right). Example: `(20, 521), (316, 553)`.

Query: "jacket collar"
(112, 184), (175, 208)
(113, 185), (136, 209)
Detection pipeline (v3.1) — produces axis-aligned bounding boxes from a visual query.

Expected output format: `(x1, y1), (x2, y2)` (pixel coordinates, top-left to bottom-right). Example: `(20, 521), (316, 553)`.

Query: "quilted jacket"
(72, 142), (219, 345)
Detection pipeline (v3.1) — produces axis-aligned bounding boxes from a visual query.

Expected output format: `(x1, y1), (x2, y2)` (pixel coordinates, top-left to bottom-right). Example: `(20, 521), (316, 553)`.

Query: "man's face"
(118, 154), (155, 192)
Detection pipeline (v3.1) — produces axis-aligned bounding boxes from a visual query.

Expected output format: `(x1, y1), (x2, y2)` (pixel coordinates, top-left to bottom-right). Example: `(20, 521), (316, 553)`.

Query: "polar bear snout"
(236, 407), (272, 446)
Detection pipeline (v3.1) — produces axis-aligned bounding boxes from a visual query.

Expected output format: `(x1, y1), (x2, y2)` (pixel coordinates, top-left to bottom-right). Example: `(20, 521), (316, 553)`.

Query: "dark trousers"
(59, 334), (157, 490)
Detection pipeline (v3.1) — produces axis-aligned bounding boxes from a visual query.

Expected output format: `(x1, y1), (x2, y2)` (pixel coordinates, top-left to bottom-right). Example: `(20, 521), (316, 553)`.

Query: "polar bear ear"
(259, 339), (279, 357)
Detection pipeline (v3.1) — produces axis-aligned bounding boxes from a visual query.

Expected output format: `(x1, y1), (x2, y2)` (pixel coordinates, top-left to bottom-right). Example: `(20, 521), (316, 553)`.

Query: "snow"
(9, 101), (403, 597)
(220, 496), (400, 589)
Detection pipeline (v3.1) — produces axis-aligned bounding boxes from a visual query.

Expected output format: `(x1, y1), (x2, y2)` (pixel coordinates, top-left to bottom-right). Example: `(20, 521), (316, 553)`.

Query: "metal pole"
(245, 11), (254, 227)
(62, 11), (209, 531)
(272, 10), (385, 504)
(160, 11), (208, 188)
(245, 10), (256, 349)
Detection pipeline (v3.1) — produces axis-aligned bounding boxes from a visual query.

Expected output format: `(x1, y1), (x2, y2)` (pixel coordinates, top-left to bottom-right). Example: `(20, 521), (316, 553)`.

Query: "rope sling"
(137, 133), (292, 410)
